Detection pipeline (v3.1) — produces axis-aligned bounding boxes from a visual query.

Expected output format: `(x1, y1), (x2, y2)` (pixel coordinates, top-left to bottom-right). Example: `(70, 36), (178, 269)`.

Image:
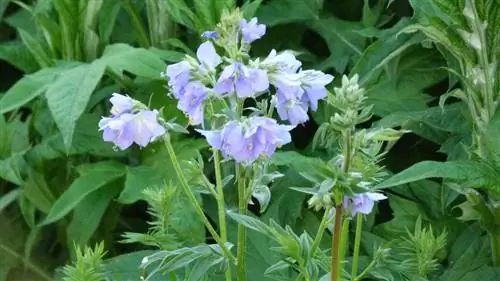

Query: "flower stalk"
(237, 165), (248, 281)
(214, 150), (232, 281)
(163, 135), (236, 263)
(351, 213), (363, 279)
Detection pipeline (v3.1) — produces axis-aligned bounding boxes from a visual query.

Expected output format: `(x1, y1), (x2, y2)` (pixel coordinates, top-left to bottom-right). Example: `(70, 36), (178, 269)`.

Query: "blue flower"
(343, 192), (387, 216)
(261, 50), (302, 74)
(240, 18), (266, 43)
(300, 70), (333, 111)
(201, 30), (220, 39)
(275, 85), (309, 125)
(166, 41), (221, 98)
(197, 116), (294, 164)
(214, 62), (269, 98)
(177, 81), (208, 125)
(165, 61), (191, 98)
(99, 110), (166, 150)
(109, 93), (135, 116)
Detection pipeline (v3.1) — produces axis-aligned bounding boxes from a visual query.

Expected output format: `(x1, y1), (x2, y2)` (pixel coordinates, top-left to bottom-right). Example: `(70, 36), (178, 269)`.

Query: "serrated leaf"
(0, 64), (74, 114)
(41, 161), (125, 225)
(45, 61), (106, 150)
(376, 160), (500, 189)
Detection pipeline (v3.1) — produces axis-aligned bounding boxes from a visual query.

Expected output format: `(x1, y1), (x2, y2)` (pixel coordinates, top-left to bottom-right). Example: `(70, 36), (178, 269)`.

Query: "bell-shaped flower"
(197, 116), (294, 164)
(109, 93), (135, 116)
(275, 84), (309, 125)
(261, 49), (302, 74)
(99, 110), (165, 150)
(343, 192), (387, 216)
(214, 62), (269, 98)
(300, 70), (334, 111)
(177, 81), (208, 125)
(240, 18), (266, 43)
(165, 61), (191, 98)
(196, 41), (222, 72)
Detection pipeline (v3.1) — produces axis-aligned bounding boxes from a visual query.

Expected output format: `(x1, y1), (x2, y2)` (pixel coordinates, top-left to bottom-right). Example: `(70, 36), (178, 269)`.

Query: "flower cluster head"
(343, 192), (387, 216)
(198, 116), (294, 164)
(99, 93), (165, 150)
(162, 12), (334, 164)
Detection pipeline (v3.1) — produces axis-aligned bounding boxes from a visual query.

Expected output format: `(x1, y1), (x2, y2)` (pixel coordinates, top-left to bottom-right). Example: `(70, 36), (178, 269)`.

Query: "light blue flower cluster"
(98, 94), (165, 150)
(163, 17), (334, 164)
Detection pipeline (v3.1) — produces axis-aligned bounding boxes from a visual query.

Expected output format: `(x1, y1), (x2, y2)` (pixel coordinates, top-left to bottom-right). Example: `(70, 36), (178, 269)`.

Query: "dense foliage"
(0, 0), (499, 281)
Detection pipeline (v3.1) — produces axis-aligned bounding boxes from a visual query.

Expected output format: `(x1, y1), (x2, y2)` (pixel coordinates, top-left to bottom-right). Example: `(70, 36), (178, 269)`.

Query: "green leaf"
(376, 160), (500, 189)
(0, 189), (20, 214)
(41, 161), (125, 225)
(28, 114), (119, 160)
(164, 0), (197, 30)
(22, 169), (56, 214)
(17, 28), (52, 68)
(67, 182), (121, 247)
(350, 18), (424, 85)
(0, 64), (74, 114)
(257, 0), (321, 26)
(117, 166), (164, 204)
(308, 15), (365, 72)
(365, 47), (447, 117)
(45, 61), (106, 150)
(98, 43), (165, 79)
(103, 250), (160, 281)
(0, 152), (28, 185)
(98, 0), (122, 44)
(0, 40), (38, 73)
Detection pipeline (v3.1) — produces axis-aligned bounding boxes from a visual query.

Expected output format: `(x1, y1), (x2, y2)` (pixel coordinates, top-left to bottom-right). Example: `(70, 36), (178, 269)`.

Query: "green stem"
(214, 150), (232, 281)
(490, 229), (500, 266)
(0, 243), (51, 281)
(331, 205), (343, 281)
(354, 258), (377, 281)
(310, 207), (331, 257)
(351, 213), (363, 280)
(163, 136), (236, 263)
(339, 218), (350, 267)
(236, 166), (247, 281)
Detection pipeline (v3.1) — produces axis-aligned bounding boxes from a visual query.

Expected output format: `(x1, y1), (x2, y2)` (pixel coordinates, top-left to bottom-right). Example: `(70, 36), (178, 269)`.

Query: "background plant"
(0, 0), (499, 281)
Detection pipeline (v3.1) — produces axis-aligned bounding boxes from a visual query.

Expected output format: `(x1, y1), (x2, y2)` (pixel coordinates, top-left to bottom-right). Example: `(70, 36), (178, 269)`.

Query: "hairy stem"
(214, 150), (232, 281)
(310, 206), (331, 257)
(331, 205), (343, 281)
(163, 136), (236, 263)
(351, 213), (363, 279)
(237, 166), (247, 281)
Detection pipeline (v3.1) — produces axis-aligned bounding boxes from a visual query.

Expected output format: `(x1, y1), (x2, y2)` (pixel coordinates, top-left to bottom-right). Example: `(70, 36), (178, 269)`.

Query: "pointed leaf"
(45, 61), (106, 150)
(41, 161), (125, 225)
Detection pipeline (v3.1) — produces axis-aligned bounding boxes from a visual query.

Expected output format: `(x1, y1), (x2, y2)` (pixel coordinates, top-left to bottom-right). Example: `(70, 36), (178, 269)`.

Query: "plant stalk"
(331, 205), (343, 281)
(351, 213), (363, 279)
(163, 136), (236, 263)
(214, 150), (232, 281)
(236, 166), (247, 281)
(310, 206), (331, 257)
(491, 232), (500, 266)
